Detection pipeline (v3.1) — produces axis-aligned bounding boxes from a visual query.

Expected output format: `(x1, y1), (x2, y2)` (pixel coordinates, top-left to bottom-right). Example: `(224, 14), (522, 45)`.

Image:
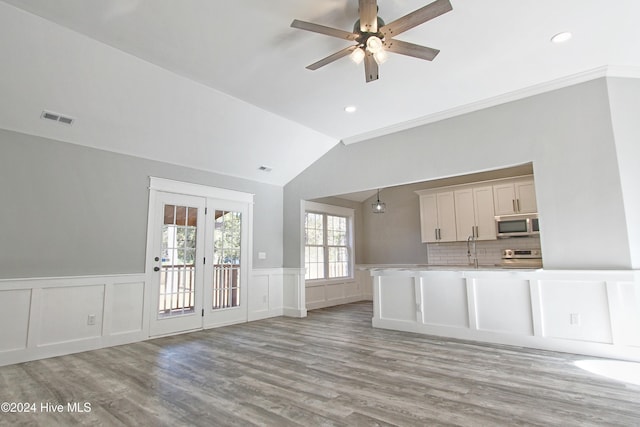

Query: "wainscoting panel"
(475, 278), (533, 336)
(305, 267), (373, 311)
(539, 280), (612, 344)
(108, 281), (145, 336)
(0, 289), (31, 352)
(249, 269), (285, 321)
(0, 274), (147, 367)
(38, 285), (105, 346)
(0, 267), (330, 366)
(283, 268), (306, 317)
(371, 268), (640, 361)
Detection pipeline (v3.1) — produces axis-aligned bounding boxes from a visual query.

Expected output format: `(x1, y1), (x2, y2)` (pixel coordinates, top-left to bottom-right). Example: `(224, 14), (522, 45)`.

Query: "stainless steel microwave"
(495, 214), (540, 238)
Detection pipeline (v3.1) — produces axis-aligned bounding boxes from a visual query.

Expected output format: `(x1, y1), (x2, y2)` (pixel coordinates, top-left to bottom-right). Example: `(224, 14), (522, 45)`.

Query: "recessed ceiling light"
(344, 105), (357, 113)
(551, 32), (572, 43)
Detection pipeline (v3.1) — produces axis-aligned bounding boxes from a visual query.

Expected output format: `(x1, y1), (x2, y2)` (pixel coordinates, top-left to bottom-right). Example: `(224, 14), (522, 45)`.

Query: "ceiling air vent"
(41, 110), (75, 126)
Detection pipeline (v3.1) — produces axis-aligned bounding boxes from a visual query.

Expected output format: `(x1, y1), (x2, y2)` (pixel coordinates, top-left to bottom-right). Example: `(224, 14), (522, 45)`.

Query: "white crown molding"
(341, 65), (640, 146)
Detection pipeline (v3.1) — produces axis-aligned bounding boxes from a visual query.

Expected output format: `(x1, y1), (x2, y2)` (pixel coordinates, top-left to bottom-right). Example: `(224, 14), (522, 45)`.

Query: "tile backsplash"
(426, 237), (541, 266)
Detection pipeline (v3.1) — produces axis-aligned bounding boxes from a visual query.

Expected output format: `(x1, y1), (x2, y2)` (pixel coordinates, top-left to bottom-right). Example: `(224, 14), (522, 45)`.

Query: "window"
(304, 202), (354, 281)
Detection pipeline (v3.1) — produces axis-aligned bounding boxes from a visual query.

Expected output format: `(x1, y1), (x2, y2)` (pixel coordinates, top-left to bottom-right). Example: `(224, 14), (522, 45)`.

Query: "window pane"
(305, 246), (325, 280)
(175, 206), (187, 226)
(327, 215), (347, 246)
(187, 207), (197, 227)
(328, 247), (349, 278)
(164, 205), (175, 225)
(212, 210), (242, 309)
(304, 213), (324, 245)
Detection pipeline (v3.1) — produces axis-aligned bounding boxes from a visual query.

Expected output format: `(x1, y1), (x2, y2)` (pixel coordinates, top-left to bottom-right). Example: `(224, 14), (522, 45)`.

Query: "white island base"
(369, 267), (640, 362)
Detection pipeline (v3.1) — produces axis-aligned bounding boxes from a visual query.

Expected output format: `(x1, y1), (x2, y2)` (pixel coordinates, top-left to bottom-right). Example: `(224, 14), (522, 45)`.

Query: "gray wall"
(285, 77), (635, 270)
(0, 129), (283, 279)
(607, 78), (640, 269)
(360, 186), (426, 265)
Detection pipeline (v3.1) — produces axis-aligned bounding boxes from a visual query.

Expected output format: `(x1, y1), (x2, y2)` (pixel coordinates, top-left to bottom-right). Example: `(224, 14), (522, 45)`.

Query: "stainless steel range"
(500, 248), (542, 269)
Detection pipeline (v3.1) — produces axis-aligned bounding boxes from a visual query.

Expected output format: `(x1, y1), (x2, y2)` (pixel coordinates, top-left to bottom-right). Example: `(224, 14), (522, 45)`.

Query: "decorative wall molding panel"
(0, 274), (147, 367)
(305, 268), (373, 310)
(0, 268), (309, 366)
(370, 268), (640, 361)
(283, 268), (307, 318)
(249, 268), (285, 321)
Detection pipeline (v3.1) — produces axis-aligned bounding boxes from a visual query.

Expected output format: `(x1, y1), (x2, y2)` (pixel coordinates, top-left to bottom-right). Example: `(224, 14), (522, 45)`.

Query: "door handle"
(153, 267), (160, 272)
(517, 199), (521, 212)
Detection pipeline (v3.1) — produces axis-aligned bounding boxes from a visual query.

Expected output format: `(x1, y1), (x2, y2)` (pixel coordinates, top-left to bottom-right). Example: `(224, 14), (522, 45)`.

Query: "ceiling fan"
(291, 0), (453, 83)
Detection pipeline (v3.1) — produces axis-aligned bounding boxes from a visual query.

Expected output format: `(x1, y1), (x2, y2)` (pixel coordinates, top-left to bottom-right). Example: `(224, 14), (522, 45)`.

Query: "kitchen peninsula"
(364, 265), (640, 362)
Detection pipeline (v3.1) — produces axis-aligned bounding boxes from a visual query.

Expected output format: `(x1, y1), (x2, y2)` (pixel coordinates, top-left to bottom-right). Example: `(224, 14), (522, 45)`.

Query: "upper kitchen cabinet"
(454, 185), (496, 241)
(493, 177), (537, 215)
(417, 190), (457, 243)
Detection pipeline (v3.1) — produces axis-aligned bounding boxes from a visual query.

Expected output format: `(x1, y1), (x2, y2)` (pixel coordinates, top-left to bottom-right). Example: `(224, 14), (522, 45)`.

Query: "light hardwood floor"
(1, 301), (639, 426)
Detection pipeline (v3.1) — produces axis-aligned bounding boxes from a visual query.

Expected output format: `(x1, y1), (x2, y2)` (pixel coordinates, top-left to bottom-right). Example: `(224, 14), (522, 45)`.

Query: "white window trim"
(149, 177), (254, 204)
(303, 201), (355, 284)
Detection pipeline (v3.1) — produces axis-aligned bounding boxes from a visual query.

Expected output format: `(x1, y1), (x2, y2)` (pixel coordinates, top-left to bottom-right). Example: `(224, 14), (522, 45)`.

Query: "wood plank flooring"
(1, 301), (640, 426)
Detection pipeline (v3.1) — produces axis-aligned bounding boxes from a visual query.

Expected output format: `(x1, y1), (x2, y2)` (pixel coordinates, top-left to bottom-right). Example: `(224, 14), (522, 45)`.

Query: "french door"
(148, 189), (249, 337)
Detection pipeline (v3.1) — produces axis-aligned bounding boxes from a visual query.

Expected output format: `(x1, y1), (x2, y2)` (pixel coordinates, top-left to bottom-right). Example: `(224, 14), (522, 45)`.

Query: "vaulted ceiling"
(1, 0), (639, 185)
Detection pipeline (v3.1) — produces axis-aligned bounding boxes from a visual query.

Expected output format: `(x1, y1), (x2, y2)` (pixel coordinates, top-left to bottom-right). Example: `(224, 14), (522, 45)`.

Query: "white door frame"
(145, 177), (254, 337)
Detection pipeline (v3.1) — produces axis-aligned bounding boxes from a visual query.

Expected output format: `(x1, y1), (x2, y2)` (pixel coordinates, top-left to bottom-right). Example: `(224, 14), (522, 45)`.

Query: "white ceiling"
(1, 0), (640, 185)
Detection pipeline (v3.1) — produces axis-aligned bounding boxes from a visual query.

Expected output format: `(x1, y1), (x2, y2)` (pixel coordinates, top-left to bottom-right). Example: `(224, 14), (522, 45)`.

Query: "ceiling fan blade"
(306, 46), (357, 70)
(359, 0), (378, 32)
(380, 0), (452, 38)
(384, 39), (440, 61)
(291, 19), (359, 41)
(364, 52), (379, 83)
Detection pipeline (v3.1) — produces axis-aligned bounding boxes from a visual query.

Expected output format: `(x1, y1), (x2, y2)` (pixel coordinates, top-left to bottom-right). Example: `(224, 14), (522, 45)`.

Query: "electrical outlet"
(87, 314), (96, 326)
(569, 313), (580, 325)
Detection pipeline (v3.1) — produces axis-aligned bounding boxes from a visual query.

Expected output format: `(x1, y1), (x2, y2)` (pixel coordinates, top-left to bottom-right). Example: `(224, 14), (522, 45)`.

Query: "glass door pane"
(212, 210), (242, 310)
(159, 204), (198, 317)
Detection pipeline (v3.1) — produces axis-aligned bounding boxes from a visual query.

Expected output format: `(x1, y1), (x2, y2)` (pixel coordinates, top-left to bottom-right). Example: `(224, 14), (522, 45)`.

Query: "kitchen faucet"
(467, 234), (479, 269)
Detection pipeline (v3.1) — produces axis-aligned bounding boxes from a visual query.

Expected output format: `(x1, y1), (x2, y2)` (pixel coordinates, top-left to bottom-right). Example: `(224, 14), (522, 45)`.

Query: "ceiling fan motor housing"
(353, 17), (386, 46)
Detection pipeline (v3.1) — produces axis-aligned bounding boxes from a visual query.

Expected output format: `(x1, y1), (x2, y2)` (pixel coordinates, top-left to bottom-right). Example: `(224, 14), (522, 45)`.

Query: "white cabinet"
(493, 178), (537, 215)
(417, 176), (536, 244)
(454, 185), (496, 241)
(418, 191), (457, 243)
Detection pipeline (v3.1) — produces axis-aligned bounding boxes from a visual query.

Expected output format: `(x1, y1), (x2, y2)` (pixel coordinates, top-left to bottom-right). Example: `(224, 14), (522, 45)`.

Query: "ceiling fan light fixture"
(290, 0), (453, 83)
(373, 49), (388, 65)
(350, 47), (366, 64)
(366, 36), (384, 53)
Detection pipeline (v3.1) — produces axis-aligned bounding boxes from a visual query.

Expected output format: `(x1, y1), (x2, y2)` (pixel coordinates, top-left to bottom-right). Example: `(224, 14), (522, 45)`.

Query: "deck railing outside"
(159, 264), (239, 315)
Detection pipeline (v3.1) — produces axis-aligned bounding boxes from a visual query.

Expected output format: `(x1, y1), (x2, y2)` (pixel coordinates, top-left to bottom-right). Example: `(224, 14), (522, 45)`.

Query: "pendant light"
(372, 189), (386, 214)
